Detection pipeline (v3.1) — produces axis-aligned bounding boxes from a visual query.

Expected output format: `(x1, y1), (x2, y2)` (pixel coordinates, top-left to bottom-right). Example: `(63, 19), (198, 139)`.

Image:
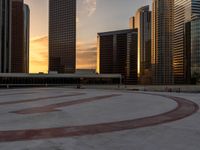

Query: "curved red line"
(13, 94), (121, 114)
(0, 93), (198, 142)
(0, 93), (85, 106)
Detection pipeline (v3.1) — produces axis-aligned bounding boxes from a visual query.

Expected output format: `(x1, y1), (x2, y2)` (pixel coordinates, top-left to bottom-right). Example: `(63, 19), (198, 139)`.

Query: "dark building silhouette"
(129, 16), (135, 29)
(49, 0), (76, 73)
(23, 4), (29, 73)
(184, 21), (192, 84)
(11, 0), (25, 73)
(191, 18), (200, 80)
(0, 0), (12, 73)
(97, 29), (138, 84)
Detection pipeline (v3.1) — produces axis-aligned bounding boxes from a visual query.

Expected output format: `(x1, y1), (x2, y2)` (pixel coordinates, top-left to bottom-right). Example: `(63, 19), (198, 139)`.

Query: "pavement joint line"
(0, 93), (198, 142)
(0, 92), (38, 97)
(0, 93), (85, 106)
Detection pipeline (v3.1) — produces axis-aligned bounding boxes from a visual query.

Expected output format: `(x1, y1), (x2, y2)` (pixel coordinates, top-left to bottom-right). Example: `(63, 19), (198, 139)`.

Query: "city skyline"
(1, 1), (200, 148)
(24, 0), (152, 73)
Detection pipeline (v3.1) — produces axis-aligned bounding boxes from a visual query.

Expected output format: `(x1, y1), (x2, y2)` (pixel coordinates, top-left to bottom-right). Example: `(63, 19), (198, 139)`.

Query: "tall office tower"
(0, 0), (12, 73)
(11, 0), (25, 73)
(23, 4), (30, 73)
(129, 16), (135, 29)
(49, 0), (76, 73)
(134, 6), (151, 84)
(191, 18), (200, 79)
(174, 0), (200, 84)
(97, 29), (138, 84)
(152, 0), (174, 85)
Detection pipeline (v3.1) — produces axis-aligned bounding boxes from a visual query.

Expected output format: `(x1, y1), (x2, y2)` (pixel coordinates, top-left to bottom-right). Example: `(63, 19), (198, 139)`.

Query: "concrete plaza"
(0, 87), (199, 150)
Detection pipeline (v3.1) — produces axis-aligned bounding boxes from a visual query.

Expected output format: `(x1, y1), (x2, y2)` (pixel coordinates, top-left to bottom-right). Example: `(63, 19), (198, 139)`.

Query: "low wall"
(126, 85), (200, 93)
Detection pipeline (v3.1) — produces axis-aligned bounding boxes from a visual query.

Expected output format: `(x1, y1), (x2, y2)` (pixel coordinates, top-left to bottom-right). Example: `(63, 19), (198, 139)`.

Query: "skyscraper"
(11, 0), (25, 73)
(23, 4), (30, 73)
(49, 0), (76, 73)
(0, 0), (11, 73)
(191, 17), (200, 79)
(134, 6), (151, 84)
(97, 29), (138, 84)
(151, 0), (174, 85)
(173, 0), (200, 84)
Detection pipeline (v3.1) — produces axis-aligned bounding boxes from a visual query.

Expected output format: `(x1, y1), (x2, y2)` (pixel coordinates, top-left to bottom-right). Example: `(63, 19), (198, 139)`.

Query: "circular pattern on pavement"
(0, 92), (198, 142)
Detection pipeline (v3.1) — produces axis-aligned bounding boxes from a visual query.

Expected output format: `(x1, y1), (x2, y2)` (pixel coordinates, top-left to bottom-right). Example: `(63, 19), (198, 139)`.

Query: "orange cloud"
(31, 36), (48, 44)
(76, 40), (97, 69)
(30, 36), (97, 73)
(77, 49), (96, 69)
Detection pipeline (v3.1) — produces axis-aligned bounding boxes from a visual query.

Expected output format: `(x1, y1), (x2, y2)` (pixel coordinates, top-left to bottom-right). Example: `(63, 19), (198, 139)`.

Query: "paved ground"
(0, 87), (199, 150)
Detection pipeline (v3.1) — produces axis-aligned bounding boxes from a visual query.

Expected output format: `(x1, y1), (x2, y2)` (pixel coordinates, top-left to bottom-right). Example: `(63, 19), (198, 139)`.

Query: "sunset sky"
(24, 0), (152, 73)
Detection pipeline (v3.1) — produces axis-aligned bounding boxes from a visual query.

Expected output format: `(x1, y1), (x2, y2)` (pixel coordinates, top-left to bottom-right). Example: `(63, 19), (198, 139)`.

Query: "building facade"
(23, 4), (29, 73)
(134, 5), (151, 84)
(0, 0), (12, 73)
(97, 29), (138, 84)
(49, 0), (76, 73)
(11, 0), (25, 73)
(151, 0), (174, 85)
(191, 18), (200, 79)
(173, 0), (200, 84)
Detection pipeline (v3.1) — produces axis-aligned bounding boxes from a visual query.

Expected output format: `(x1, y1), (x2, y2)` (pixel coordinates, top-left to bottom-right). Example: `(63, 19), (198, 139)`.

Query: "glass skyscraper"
(151, 0), (174, 85)
(49, 0), (76, 73)
(134, 5), (151, 84)
(174, 0), (200, 84)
